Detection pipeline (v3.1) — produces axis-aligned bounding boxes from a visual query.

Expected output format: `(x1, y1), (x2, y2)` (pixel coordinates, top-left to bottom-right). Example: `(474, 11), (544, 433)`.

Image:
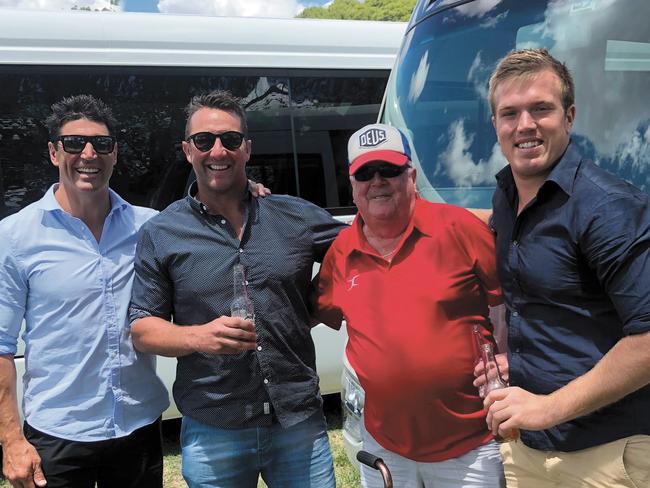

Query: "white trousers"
(360, 424), (505, 488)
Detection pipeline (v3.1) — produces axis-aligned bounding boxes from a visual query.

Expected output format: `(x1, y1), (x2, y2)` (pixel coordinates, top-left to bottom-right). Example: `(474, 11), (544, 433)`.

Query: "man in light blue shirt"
(0, 95), (169, 488)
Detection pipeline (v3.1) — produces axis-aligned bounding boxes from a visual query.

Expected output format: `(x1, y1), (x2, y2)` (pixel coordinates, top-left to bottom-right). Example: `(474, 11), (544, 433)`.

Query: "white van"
(0, 8), (406, 421)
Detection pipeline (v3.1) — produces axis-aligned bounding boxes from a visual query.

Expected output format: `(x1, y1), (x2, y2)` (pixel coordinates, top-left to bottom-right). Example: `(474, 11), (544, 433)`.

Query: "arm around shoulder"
(311, 243), (345, 331)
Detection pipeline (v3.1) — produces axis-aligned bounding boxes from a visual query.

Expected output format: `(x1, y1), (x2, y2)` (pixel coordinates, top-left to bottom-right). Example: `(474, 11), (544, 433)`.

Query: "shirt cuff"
(128, 307), (154, 328)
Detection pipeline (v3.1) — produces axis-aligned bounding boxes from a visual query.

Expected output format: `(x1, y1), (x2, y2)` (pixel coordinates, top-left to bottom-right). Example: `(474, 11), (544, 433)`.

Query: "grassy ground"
(0, 396), (360, 488)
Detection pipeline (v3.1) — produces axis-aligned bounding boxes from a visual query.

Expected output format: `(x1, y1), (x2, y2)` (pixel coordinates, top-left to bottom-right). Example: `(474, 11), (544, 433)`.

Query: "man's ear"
(182, 140), (192, 164)
(243, 139), (252, 162)
(565, 105), (576, 131)
(48, 141), (59, 167)
(409, 165), (417, 183)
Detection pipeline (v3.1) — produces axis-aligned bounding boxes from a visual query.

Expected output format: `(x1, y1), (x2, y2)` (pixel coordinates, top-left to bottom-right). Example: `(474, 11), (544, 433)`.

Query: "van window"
(0, 67), (388, 218)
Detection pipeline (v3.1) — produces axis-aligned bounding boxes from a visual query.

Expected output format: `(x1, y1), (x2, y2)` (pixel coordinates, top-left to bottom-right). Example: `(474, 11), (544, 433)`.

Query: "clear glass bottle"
(472, 324), (488, 398)
(481, 343), (508, 393)
(231, 263), (254, 322)
(480, 341), (519, 442)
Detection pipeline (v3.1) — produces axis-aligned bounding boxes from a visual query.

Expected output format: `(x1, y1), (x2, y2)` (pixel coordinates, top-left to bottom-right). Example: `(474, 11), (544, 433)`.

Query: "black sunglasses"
(353, 164), (409, 182)
(187, 131), (245, 152)
(52, 135), (116, 155)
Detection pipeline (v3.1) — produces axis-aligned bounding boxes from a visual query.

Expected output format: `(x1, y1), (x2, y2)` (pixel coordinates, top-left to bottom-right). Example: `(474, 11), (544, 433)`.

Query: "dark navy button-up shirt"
(492, 142), (650, 452)
(129, 186), (346, 429)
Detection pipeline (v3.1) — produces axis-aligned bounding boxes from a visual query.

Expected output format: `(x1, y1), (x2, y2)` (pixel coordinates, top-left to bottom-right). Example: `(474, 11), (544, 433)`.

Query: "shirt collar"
(495, 140), (581, 198)
(37, 183), (128, 215)
(186, 180), (252, 217)
(345, 197), (428, 258)
(544, 141), (582, 196)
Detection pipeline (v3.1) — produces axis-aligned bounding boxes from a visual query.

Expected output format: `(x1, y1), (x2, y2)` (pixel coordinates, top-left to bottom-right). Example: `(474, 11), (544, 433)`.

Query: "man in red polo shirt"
(317, 123), (505, 487)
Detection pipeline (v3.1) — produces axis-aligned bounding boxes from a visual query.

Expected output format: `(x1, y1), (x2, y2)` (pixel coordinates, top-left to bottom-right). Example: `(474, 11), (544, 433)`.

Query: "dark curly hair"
(45, 94), (117, 139)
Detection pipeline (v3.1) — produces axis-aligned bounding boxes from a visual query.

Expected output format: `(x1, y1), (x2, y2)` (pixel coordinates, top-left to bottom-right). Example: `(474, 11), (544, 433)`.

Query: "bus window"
(291, 74), (390, 208)
(0, 69), (388, 217)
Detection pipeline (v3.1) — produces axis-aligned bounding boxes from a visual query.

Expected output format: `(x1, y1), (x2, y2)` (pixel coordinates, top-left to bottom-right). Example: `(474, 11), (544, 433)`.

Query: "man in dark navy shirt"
(484, 48), (650, 487)
(128, 90), (342, 488)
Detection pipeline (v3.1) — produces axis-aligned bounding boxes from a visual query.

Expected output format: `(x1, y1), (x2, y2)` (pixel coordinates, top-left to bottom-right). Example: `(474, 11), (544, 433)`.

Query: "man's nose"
(80, 142), (97, 159)
(369, 171), (385, 184)
(517, 110), (536, 131)
(209, 138), (227, 156)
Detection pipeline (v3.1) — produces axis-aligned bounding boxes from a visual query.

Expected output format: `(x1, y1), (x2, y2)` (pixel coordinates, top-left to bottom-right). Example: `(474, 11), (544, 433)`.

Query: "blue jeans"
(180, 412), (335, 488)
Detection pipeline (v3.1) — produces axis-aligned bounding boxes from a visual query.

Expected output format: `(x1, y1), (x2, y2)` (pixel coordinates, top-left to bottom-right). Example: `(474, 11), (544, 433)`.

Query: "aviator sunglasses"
(52, 135), (116, 155)
(353, 163), (409, 182)
(187, 131), (245, 152)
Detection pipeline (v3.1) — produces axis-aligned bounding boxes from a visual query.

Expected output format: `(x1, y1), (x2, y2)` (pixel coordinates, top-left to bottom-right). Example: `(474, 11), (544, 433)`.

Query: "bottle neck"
(481, 343), (507, 392)
(233, 264), (247, 297)
(231, 264), (254, 320)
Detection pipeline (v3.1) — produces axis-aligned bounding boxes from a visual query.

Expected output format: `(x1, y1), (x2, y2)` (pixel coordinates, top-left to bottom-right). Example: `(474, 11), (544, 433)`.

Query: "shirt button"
(257, 346), (262, 351)
(263, 378), (269, 384)
(512, 240), (519, 247)
(239, 249), (244, 253)
(220, 219), (226, 225)
(512, 311), (519, 317)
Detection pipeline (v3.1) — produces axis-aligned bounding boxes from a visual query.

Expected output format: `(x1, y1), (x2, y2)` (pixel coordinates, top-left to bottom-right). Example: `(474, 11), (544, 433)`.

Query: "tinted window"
(0, 67), (388, 219)
(384, 0), (650, 207)
(291, 75), (389, 207)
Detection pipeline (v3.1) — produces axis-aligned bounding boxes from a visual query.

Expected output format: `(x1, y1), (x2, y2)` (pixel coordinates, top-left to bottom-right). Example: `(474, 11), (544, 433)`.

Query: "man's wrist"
(0, 426), (26, 446)
(184, 325), (202, 354)
(543, 389), (574, 428)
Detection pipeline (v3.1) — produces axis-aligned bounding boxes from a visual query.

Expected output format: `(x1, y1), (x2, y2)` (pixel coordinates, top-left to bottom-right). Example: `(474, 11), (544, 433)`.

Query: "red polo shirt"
(318, 199), (501, 462)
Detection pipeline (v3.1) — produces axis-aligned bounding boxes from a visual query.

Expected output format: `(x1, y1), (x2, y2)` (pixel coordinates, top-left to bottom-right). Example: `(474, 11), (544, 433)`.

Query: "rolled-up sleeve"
(0, 230), (27, 355)
(129, 222), (173, 325)
(306, 204), (347, 262)
(581, 194), (650, 336)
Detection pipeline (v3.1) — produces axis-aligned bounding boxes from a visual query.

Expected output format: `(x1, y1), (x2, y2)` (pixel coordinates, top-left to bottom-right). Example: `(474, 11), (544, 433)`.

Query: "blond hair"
(488, 48), (574, 115)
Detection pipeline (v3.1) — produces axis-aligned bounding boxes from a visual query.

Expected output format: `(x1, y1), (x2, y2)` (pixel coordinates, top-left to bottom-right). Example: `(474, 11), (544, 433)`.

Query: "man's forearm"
(549, 329), (650, 425)
(0, 355), (47, 487)
(0, 355), (24, 445)
(131, 316), (197, 357)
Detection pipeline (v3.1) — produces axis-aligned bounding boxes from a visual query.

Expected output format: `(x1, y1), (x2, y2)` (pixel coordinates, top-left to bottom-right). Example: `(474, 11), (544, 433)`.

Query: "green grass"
(1, 396), (361, 488)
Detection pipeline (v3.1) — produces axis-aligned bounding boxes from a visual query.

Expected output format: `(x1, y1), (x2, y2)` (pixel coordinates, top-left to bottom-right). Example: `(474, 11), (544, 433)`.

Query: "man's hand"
(473, 352), (509, 391)
(2, 437), (47, 488)
(187, 316), (257, 355)
(483, 386), (556, 438)
(248, 180), (271, 198)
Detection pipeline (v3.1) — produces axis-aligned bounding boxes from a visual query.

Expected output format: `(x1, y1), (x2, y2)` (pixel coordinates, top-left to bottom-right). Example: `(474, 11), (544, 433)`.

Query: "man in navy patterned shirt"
(130, 90), (344, 488)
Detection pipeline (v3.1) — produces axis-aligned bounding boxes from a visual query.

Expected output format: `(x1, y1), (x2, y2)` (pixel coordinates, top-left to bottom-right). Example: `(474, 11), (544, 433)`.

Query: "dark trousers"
(24, 418), (163, 488)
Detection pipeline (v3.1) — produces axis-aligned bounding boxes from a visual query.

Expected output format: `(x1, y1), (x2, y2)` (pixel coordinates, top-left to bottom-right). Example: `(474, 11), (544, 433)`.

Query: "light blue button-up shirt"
(0, 185), (169, 441)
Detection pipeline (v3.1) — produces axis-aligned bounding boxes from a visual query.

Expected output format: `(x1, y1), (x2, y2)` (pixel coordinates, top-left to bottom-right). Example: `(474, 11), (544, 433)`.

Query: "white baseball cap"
(348, 123), (411, 175)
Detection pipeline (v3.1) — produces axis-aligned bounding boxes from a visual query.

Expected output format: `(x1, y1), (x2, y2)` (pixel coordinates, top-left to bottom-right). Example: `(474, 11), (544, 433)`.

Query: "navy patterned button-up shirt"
(130, 186), (346, 428)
